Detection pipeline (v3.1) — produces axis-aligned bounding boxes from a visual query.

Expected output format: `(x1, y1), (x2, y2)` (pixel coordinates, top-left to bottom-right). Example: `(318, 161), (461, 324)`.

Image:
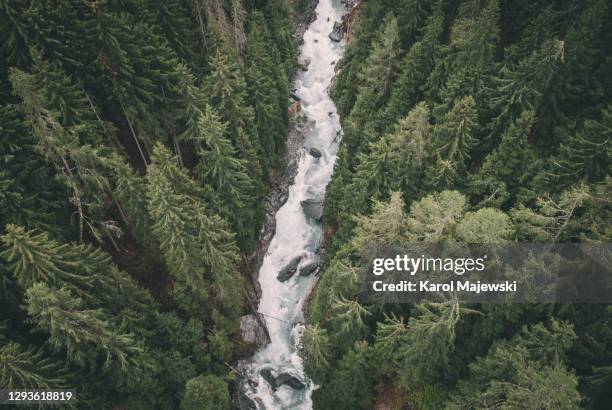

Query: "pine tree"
(9, 63), (116, 242)
(0, 224), (94, 293)
(194, 106), (255, 249)
(397, 301), (478, 387)
(431, 0), (500, 118)
(329, 297), (371, 346)
(204, 50), (262, 178)
(395, 0), (433, 47)
(0, 0), (30, 68)
(0, 103), (64, 233)
(341, 103), (432, 220)
(352, 192), (410, 255)
(144, 0), (201, 71)
(1, 224), (156, 321)
(245, 11), (288, 173)
(511, 184), (592, 242)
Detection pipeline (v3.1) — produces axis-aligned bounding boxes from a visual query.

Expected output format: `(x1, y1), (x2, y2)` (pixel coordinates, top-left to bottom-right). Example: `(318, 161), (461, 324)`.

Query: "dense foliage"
(0, 0), (299, 407)
(305, 0), (611, 408)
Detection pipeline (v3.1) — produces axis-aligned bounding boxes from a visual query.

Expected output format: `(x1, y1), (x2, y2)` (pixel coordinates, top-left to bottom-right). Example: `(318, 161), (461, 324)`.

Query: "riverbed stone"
(260, 368), (276, 389)
(274, 373), (305, 390)
(300, 198), (324, 221)
(309, 147), (322, 158)
(299, 261), (320, 276)
(329, 22), (344, 42)
(277, 255), (302, 282)
(240, 315), (268, 347)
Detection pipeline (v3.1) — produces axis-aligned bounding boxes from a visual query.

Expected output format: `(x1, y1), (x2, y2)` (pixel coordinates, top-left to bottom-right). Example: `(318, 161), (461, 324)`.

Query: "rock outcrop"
(309, 147), (322, 158)
(329, 21), (344, 42)
(239, 315), (268, 347)
(300, 198), (324, 221)
(274, 373), (305, 390)
(299, 261), (320, 276)
(277, 255), (302, 282)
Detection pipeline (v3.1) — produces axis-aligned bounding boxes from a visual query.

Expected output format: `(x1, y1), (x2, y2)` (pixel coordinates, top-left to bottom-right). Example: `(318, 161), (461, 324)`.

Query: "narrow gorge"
(240, 1), (348, 408)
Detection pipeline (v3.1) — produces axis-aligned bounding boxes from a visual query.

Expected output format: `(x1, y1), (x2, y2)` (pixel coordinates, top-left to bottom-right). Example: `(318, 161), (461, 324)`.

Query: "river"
(242, 0), (347, 408)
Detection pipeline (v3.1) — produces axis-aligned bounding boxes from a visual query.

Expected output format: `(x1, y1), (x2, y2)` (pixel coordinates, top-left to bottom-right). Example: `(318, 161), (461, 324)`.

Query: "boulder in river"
(274, 373), (305, 390)
(299, 261), (320, 277)
(237, 382), (259, 410)
(277, 255), (302, 282)
(329, 22), (344, 42)
(260, 368), (276, 389)
(309, 147), (322, 159)
(299, 56), (310, 68)
(239, 315), (268, 347)
(300, 198), (324, 221)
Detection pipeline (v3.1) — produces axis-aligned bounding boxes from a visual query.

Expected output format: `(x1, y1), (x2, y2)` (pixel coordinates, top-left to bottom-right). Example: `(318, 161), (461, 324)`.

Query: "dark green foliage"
(181, 374), (231, 410)
(0, 0), (296, 406)
(309, 0), (612, 407)
(0, 342), (66, 389)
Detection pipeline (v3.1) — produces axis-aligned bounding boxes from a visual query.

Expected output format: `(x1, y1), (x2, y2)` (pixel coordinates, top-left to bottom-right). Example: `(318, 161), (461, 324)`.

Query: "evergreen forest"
(0, 0), (302, 407)
(303, 0), (611, 409)
(0, 0), (611, 409)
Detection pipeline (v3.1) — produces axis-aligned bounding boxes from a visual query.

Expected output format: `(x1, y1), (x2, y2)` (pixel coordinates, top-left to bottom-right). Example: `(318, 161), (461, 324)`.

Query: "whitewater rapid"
(244, 1), (347, 408)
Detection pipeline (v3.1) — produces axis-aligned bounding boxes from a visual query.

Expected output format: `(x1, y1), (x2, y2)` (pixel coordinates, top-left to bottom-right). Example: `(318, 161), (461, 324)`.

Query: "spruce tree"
(146, 143), (243, 318)
(343, 15), (401, 158)
(553, 103), (611, 187)
(300, 324), (331, 382)
(0, 224), (94, 293)
(314, 341), (374, 410)
(406, 191), (467, 241)
(204, 50), (261, 177)
(468, 110), (538, 207)
(26, 283), (142, 371)
(0, 342), (65, 389)
(488, 39), (565, 140)
(451, 320), (580, 409)
(381, 10), (443, 129)
(428, 95), (478, 189)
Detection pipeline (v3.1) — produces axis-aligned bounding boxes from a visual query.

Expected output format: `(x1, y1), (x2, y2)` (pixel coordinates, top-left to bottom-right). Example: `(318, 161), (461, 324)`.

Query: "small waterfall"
(242, 1), (347, 408)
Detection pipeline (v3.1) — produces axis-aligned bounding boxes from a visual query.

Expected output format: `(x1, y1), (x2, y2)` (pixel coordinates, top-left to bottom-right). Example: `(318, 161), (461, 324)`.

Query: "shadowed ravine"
(241, 1), (347, 408)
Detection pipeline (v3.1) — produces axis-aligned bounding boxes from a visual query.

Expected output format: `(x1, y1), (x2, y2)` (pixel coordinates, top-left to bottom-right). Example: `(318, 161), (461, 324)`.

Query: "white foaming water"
(244, 1), (347, 408)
